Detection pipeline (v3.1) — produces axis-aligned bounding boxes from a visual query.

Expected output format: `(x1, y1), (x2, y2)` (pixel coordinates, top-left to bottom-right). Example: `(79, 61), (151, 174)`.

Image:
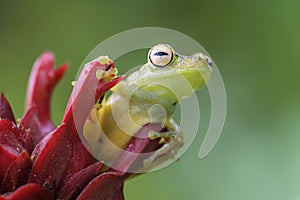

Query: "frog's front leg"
(143, 118), (184, 168)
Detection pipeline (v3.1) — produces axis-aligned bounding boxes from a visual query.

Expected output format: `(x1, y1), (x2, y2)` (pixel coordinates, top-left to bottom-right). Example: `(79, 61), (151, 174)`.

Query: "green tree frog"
(84, 44), (212, 168)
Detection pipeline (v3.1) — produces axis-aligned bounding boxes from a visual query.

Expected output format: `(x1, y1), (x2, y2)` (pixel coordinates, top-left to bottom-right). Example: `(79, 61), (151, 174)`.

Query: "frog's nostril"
(204, 55), (213, 72)
(192, 52), (203, 58)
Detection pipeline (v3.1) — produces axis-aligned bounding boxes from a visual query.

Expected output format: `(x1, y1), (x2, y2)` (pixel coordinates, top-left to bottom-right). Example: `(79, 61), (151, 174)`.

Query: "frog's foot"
(148, 131), (176, 143)
(143, 129), (184, 168)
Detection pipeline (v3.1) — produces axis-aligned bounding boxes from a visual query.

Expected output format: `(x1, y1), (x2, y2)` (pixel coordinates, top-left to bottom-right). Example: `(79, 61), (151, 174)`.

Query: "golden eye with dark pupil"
(148, 44), (175, 67)
(154, 52), (169, 56)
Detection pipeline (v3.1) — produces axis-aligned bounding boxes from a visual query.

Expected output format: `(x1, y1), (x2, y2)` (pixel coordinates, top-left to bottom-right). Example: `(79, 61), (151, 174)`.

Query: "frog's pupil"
(154, 51), (169, 56)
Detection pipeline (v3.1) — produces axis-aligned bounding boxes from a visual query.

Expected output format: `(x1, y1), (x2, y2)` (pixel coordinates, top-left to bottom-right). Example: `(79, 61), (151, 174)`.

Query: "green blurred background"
(1, 0), (300, 199)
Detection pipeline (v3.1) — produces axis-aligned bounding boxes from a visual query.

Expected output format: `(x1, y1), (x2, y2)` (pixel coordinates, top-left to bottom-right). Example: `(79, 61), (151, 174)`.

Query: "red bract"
(0, 52), (162, 200)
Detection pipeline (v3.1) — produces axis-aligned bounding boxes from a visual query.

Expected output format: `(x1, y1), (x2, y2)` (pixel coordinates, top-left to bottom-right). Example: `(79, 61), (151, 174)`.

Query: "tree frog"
(84, 44), (212, 168)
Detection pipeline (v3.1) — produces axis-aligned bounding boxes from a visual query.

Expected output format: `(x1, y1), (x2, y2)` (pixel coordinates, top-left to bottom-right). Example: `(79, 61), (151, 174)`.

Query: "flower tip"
(30, 51), (55, 81)
(0, 92), (6, 101)
(41, 51), (55, 60)
(54, 63), (69, 82)
(36, 51), (55, 64)
(0, 93), (16, 123)
(98, 55), (112, 65)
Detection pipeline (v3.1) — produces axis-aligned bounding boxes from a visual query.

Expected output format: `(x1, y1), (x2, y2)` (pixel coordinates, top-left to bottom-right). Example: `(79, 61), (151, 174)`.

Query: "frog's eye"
(148, 44), (175, 67)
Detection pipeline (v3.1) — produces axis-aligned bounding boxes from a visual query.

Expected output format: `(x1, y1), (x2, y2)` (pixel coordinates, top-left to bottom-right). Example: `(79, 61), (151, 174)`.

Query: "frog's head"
(128, 44), (212, 99)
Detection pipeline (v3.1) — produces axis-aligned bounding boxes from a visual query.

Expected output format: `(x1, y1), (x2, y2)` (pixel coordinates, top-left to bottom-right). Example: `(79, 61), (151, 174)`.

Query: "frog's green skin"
(84, 44), (212, 167)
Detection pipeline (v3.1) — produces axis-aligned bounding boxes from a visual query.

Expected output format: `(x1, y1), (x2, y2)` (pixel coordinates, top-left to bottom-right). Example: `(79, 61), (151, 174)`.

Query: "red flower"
(0, 52), (162, 200)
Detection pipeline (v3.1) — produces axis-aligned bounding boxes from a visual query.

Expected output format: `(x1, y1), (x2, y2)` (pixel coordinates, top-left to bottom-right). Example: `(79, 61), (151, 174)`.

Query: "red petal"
(0, 145), (17, 185)
(28, 59), (123, 193)
(0, 120), (27, 185)
(20, 52), (68, 152)
(20, 108), (42, 153)
(76, 124), (162, 200)
(63, 59), (124, 130)
(28, 124), (75, 191)
(4, 183), (54, 200)
(0, 151), (32, 193)
(24, 52), (68, 120)
(58, 162), (103, 200)
(77, 172), (124, 200)
(0, 120), (25, 153)
(0, 94), (16, 124)
(110, 123), (162, 174)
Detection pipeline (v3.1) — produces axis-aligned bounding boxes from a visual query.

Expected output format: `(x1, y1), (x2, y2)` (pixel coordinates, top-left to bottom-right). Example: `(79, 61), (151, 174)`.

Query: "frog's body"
(84, 44), (212, 167)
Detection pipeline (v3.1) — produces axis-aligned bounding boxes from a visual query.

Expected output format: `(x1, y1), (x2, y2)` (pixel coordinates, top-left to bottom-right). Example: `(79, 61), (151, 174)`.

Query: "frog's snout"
(193, 53), (213, 72)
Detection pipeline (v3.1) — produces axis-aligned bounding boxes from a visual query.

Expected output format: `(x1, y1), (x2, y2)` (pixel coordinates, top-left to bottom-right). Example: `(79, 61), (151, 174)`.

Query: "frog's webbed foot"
(143, 120), (184, 168)
(148, 131), (176, 144)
